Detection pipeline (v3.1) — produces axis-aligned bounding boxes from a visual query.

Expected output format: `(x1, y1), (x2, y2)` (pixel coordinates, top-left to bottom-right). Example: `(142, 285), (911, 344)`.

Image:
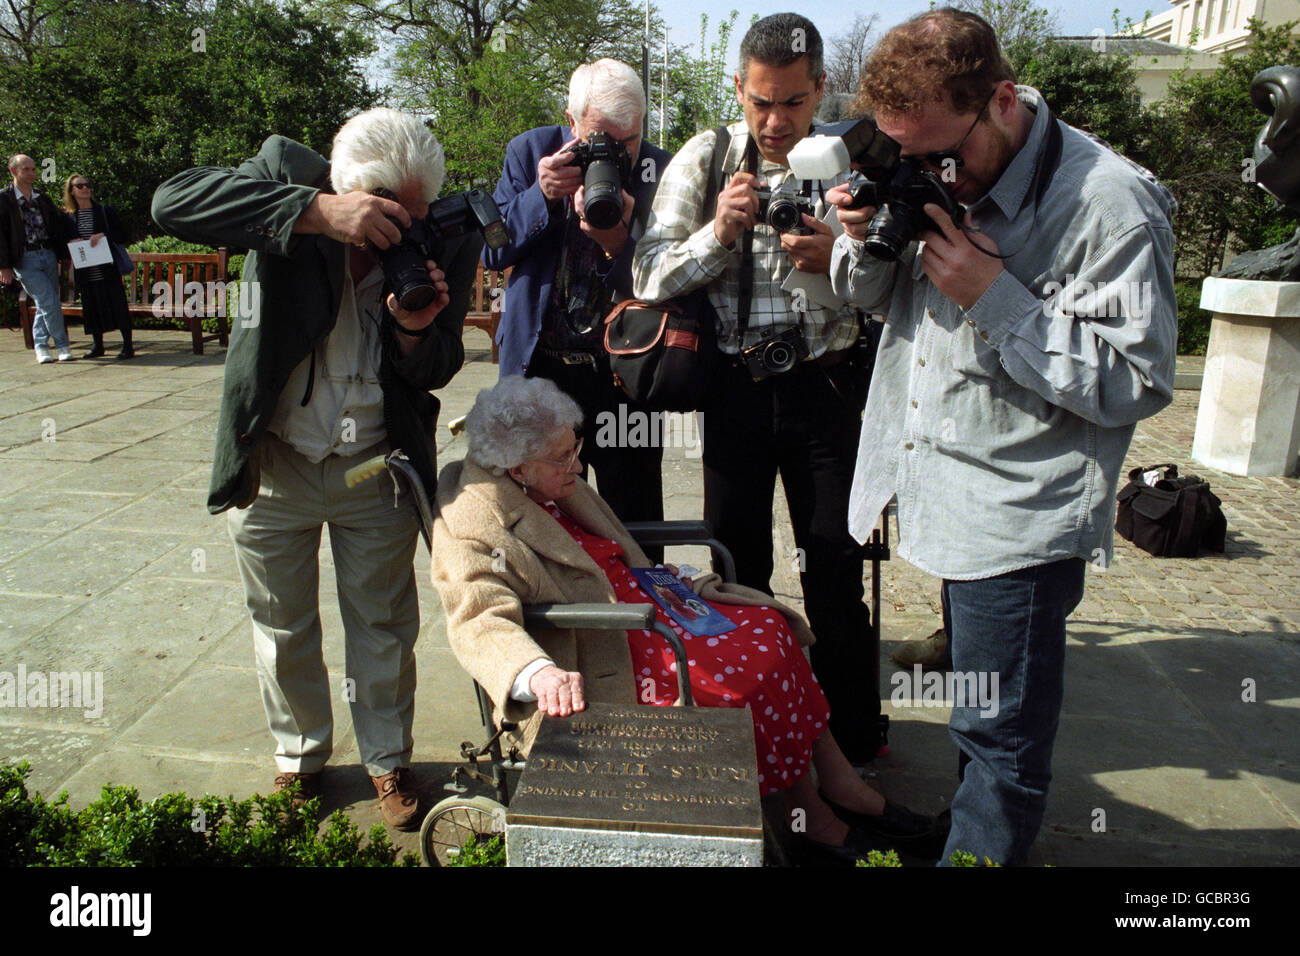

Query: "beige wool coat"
(431, 458), (814, 754)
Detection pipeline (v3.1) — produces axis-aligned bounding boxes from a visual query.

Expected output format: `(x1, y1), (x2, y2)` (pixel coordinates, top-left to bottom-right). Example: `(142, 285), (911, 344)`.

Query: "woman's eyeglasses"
(537, 435), (584, 469)
(72, 183), (91, 190)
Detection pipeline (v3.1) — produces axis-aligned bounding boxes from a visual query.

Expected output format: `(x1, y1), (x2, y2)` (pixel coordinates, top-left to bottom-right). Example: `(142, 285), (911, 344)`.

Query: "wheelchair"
(345, 449), (891, 866)
(418, 519), (739, 866)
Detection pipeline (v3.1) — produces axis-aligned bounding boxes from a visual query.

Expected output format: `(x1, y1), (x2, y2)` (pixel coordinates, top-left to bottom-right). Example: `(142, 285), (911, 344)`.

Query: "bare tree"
(0, 0), (74, 64)
(824, 13), (877, 97)
(945, 0), (1059, 50)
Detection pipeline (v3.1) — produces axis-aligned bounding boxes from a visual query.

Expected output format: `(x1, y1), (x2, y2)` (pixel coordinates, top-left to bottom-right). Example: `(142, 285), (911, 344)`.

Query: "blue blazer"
(482, 125), (671, 376)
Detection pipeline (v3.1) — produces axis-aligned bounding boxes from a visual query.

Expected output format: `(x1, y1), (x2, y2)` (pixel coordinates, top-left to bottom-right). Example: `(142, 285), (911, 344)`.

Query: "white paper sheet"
(67, 239), (113, 270)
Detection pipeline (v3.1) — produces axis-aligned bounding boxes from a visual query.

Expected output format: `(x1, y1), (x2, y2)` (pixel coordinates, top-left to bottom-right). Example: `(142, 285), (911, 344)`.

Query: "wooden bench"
(20, 249), (230, 355)
(464, 265), (509, 364)
(22, 254), (503, 361)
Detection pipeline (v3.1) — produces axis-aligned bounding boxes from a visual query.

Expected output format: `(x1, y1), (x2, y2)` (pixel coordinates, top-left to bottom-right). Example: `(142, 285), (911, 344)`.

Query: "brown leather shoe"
(273, 770), (323, 808)
(372, 767), (421, 830)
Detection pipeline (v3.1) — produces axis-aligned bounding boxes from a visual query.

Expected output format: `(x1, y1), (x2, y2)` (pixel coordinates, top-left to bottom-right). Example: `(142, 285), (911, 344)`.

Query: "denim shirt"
(829, 87), (1177, 580)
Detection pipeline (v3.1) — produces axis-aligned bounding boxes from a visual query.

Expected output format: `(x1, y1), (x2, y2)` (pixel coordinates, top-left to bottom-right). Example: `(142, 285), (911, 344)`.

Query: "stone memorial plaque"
(505, 702), (762, 866)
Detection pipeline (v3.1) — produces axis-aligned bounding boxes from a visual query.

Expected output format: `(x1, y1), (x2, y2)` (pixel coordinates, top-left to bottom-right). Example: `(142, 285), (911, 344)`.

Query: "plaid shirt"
(632, 121), (859, 358)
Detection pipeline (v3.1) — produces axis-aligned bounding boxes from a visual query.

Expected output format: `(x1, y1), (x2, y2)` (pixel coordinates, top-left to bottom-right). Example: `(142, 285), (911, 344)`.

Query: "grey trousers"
(228, 433), (420, 777)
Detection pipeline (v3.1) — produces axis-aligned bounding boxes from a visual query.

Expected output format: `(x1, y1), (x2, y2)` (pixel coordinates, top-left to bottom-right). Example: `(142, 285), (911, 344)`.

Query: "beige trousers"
(228, 433), (420, 777)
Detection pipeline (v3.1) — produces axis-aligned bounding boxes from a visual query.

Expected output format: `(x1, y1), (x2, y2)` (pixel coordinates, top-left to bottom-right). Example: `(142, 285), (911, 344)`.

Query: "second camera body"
(741, 327), (810, 382)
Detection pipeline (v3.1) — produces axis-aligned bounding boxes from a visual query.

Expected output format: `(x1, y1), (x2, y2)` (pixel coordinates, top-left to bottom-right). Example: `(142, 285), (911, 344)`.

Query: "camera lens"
(391, 270), (436, 312)
(766, 198), (803, 234)
(862, 203), (917, 262)
(583, 161), (623, 230)
(764, 341), (796, 374)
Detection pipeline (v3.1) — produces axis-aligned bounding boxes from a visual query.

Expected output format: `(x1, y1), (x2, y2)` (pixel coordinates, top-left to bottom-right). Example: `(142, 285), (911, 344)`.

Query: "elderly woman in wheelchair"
(431, 376), (944, 864)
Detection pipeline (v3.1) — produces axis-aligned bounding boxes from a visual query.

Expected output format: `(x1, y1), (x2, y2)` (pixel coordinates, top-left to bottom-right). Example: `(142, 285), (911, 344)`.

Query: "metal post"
(643, 1), (650, 140)
(661, 29), (668, 148)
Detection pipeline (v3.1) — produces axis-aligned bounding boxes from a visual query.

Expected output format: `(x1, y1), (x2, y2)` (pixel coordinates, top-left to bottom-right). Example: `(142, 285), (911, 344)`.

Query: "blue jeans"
(13, 248), (69, 350)
(939, 557), (1086, 865)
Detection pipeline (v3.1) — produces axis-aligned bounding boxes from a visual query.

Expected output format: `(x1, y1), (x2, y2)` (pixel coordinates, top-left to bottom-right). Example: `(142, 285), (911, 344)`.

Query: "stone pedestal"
(1193, 278), (1300, 477)
(505, 702), (763, 866)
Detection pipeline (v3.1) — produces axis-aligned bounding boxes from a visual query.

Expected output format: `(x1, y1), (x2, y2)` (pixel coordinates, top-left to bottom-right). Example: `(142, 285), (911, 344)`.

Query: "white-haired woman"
(432, 376), (946, 864)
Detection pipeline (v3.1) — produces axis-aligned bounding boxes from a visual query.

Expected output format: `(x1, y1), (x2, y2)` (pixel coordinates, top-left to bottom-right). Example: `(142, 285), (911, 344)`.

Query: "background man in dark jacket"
(485, 59), (672, 530)
(152, 108), (482, 829)
(1, 154), (71, 362)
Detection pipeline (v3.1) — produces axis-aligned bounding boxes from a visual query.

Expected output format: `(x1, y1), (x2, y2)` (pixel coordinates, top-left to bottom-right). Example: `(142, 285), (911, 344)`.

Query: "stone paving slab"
(1, 327), (1296, 866)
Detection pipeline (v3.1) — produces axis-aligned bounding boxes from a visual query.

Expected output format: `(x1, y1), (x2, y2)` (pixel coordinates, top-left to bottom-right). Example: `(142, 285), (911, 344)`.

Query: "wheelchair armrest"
(623, 520), (737, 583)
(523, 603), (655, 630)
(521, 603), (694, 706)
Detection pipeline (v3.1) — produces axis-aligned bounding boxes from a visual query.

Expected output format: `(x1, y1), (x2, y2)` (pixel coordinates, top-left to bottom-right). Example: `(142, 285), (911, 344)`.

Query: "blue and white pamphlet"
(630, 567), (736, 637)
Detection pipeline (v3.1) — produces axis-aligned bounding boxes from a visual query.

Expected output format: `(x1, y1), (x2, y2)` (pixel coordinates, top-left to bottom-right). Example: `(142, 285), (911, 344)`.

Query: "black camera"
(565, 132), (632, 230)
(754, 188), (816, 235)
(786, 116), (965, 262)
(847, 161), (965, 262)
(741, 328), (810, 382)
(371, 188), (508, 312)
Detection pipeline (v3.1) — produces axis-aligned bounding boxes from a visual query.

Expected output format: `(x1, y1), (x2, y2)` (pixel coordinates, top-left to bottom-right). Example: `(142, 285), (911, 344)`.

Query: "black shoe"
(116, 347), (134, 360)
(820, 792), (949, 859)
(86, 345), (106, 358)
(788, 825), (882, 867)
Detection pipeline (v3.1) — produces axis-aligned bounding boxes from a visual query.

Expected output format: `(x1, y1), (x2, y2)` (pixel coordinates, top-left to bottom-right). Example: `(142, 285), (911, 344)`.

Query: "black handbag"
(111, 240), (133, 276)
(1115, 464), (1227, 557)
(604, 126), (732, 412)
(604, 295), (719, 412)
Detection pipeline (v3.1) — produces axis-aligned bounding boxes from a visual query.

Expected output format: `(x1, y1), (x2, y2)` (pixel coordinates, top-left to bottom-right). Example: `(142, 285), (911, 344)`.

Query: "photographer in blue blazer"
(484, 59), (671, 531)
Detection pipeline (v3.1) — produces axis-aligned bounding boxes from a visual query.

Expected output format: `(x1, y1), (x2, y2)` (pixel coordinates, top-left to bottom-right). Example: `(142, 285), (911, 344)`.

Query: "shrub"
(1, 761), (418, 866)
(445, 833), (506, 867)
(1175, 279), (1213, 356)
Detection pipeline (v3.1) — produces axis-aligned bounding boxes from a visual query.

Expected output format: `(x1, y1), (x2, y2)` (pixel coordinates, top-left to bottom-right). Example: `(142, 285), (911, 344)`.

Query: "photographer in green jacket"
(152, 108), (482, 830)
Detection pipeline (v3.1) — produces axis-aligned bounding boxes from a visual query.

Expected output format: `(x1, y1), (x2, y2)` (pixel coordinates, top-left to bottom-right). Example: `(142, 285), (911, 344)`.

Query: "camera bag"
(1115, 464), (1227, 558)
(603, 126), (731, 412)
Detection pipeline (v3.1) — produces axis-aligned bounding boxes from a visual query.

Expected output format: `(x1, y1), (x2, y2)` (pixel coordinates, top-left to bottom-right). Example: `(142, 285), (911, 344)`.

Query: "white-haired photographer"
(484, 58), (673, 546)
(152, 106), (483, 831)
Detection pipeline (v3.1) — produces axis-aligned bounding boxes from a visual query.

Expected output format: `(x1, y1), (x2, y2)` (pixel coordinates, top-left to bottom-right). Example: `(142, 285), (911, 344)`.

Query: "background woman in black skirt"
(61, 174), (133, 359)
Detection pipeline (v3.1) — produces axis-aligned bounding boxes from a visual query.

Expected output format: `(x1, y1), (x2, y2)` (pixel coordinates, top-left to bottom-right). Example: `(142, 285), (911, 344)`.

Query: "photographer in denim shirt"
(828, 8), (1176, 864)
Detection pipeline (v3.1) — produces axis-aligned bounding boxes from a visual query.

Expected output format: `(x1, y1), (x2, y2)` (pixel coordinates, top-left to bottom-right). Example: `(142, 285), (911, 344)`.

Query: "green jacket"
(151, 135), (481, 535)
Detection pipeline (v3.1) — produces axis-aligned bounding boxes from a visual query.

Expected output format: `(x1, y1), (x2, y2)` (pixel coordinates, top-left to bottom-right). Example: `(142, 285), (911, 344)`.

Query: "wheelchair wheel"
(419, 794), (507, 867)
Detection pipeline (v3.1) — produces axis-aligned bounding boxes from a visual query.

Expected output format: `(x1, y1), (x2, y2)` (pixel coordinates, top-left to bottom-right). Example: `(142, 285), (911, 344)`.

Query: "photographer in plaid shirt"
(633, 12), (885, 766)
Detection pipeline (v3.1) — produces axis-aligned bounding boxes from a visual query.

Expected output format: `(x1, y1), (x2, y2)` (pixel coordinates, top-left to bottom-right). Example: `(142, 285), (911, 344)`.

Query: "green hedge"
(1175, 279), (1213, 356)
(1, 761), (417, 866)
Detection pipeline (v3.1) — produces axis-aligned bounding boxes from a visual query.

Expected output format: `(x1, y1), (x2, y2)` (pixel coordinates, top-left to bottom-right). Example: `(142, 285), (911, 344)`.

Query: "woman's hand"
(529, 665), (586, 717)
(89, 232), (105, 247)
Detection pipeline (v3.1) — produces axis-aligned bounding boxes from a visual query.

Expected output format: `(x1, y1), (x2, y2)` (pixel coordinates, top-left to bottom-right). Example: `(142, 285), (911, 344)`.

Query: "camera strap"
(962, 111), (1065, 261)
(735, 135), (758, 349)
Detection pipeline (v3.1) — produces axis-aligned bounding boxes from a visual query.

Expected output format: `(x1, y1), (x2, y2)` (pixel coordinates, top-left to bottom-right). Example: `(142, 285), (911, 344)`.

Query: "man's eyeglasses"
(537, 435), (583, 469)
(919, 89), (997, 170)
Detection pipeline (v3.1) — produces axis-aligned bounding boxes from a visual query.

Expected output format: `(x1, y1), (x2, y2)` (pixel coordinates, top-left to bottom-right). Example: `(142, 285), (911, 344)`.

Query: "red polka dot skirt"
(549, 506), (830, 796)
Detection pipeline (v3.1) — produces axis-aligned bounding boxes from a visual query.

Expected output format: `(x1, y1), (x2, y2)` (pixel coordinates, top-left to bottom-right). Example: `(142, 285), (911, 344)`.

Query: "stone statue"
(1220, 66), (1300, 280)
